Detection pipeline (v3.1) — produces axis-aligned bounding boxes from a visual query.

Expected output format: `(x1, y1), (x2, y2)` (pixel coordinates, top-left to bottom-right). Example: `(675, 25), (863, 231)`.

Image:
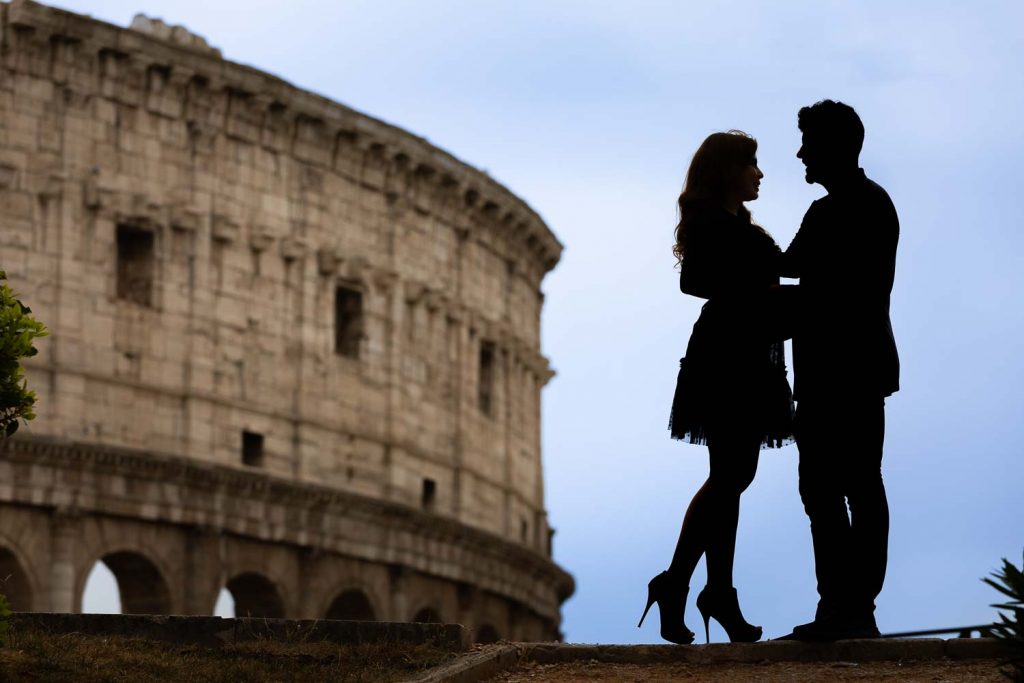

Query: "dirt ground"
(0, 629), (455, 682)
(490, 658), (1009, 682)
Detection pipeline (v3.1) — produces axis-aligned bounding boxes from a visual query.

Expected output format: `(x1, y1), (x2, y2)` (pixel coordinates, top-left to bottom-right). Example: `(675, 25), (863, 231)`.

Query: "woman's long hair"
(673, 131), (758, 266)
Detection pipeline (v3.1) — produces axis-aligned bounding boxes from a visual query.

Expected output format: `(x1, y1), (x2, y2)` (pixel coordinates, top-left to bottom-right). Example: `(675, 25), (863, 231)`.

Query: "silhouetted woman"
(637, 131), (794, 644)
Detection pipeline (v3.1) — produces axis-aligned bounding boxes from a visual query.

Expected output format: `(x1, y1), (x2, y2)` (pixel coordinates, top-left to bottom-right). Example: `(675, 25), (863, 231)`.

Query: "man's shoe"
(776, 614), (880, 642)
(775, 618), (820, 641)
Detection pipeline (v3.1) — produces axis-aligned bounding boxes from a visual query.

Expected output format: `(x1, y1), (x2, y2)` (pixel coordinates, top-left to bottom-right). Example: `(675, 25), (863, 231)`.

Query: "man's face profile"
(796, 132), (825, 185)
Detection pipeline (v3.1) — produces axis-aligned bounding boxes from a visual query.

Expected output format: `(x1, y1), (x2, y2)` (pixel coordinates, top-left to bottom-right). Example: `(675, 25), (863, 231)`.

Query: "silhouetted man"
(780, 100), (899, 641)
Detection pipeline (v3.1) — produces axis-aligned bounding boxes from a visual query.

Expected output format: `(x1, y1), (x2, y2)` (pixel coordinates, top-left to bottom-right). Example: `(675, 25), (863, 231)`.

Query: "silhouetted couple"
(637, 100), (899, 644)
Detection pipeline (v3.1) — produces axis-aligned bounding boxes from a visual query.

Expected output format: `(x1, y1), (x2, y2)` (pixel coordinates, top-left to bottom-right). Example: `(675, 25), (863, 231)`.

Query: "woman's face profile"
(735, 159), (764, 203)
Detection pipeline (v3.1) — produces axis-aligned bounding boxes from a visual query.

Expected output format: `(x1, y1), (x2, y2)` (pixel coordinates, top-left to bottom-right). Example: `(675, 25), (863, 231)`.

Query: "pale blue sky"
(56, 0), (1024, 642)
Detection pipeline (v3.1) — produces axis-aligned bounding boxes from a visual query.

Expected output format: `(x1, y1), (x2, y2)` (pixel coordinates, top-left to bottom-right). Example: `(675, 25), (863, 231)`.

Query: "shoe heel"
(639, 571), (695, 644)
(637, 588), (655, 628)
(700, 608), (711, 644)
(696, 586), (761, 644)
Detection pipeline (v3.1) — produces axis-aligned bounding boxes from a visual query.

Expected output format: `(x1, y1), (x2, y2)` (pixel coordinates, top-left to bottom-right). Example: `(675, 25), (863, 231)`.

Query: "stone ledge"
(521, 638), (1012, 665)
(11, 613), (469, 652)
(406, 644), (520, 683)
(406, 639), (1013, 683)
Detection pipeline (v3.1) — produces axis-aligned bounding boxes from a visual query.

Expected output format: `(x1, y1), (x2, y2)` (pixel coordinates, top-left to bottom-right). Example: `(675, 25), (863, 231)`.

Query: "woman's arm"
(679, 221), (777, 299)
(678, 223), (719, 298)
(679, 258), (713, 299)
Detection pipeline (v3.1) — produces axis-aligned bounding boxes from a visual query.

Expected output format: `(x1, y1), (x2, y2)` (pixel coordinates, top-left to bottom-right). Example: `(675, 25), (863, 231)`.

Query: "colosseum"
(0, 0), (573, 642)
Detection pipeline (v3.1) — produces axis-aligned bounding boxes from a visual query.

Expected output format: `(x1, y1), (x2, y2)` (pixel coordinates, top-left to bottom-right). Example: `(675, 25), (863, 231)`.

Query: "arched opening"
(413, 606), (441, 623)
(82, 561), (119, 613)
(213, 587), (234, 617)
(0, 547), (33, 611)
(82, 551), (172, 614)
(223, 572), (284, 618)
(475, 623), (501, 644)
(325, 589), (376, 621)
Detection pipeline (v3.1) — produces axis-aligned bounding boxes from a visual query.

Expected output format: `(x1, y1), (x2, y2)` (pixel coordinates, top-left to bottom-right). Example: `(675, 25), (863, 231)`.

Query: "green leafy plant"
(985, 551), (1024, 682)
(0, 593), (10, 646)
(0, 271), (47, 437)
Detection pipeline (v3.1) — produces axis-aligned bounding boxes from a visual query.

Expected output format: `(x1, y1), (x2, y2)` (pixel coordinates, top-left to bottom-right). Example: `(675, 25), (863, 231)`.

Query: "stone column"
(296, 546), (321, 619)
(182, 525), (221, 615)
(456, 582), (478, 632)
(388, 564), (409, 622)
(48, 508), (79, 613)
(507, 601), (524, 642)
(502, 345), (512, 539)
(450, 226), (471, 520)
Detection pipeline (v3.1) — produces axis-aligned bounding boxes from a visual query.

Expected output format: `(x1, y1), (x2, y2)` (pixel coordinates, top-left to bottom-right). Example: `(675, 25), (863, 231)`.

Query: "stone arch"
(475, 623), (501, 644)
(73, 517), (185, 615)
(86, 551), (173, 614)
(224, 572), (285, 618)
(0, 514), (50, 613)
(323, 588), (377, 621)
(412, 605), (442, 623)
(0, 545), (35, 611)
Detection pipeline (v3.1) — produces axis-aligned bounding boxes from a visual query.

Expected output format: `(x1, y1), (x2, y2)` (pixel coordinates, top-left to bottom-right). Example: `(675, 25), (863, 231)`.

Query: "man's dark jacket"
(780, 169), (899, 400)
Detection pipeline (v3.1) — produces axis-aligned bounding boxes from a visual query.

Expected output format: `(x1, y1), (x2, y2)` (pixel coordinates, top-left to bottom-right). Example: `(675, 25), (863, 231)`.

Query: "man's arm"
(778, 204), (817, 279)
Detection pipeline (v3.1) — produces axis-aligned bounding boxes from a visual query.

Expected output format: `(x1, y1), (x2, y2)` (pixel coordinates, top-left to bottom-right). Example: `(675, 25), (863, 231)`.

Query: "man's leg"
(785, 397), (887, 640)
(796, 401), (851, 620)
(844, 396), (889, 621)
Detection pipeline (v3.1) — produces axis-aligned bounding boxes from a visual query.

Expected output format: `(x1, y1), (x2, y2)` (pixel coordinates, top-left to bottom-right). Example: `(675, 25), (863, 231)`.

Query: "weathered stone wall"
(0, 439), (571, 640)
(0, 0), (570, 639)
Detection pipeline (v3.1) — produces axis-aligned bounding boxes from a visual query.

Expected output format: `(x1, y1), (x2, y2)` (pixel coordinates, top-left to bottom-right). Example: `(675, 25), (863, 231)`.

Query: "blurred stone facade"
(0, 0), (572, 642)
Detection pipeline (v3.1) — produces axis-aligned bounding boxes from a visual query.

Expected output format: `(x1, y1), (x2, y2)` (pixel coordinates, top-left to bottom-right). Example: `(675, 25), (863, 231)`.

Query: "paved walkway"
(410, 639), (1012, 683)
(12, 614), (1013, 682)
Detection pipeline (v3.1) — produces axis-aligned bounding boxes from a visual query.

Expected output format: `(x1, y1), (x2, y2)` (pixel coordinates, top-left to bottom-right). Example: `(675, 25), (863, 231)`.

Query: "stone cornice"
(1, 0), (563, 277)
(0, 436), (575, 615)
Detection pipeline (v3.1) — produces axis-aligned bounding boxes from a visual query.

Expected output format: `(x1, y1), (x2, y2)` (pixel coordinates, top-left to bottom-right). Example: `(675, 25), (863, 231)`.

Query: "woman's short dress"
(668, 210), (795, 449)
(669, 299), (794, 448)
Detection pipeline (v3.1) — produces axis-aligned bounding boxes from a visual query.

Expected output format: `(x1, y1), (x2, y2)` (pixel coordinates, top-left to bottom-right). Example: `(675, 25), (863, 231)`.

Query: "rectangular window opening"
(421, 478), (437, 511)
(478, 340), (496, 416)
(242, 430), (264, 467)
(335, 285), (364, 359)
(116, 224), (155, 307)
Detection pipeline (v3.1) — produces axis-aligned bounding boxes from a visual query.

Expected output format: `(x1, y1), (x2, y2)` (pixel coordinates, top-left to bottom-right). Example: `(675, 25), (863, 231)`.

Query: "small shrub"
(985, 550), (1024, 682)
(0, 594), (10, 646)
(0, 271), (47, 436)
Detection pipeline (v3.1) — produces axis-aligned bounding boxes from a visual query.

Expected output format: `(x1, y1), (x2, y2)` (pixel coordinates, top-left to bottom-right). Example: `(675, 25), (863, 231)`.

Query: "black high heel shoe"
(637, 571), (695, 645)
(695, 586), (762, 643)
